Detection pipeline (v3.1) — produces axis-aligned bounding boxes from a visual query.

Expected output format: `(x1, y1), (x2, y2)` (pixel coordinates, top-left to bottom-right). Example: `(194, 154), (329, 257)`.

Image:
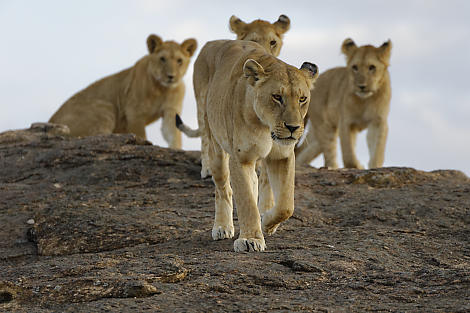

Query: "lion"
(176, 15), (290, 178)
(179, 39), (318, 252)
(49, 34), (197, 149)
(296, 38), (392, 169)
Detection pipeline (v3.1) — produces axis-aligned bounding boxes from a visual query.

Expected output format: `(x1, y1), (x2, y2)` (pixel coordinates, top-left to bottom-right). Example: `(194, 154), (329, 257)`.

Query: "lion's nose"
(168, 75), (175, 81)
(359, 85), (366, 91)
(284, 123), (300, 133)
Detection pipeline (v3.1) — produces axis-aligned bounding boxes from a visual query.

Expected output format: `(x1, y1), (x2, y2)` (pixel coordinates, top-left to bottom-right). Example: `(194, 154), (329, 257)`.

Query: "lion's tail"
(175, 114), (201, 138)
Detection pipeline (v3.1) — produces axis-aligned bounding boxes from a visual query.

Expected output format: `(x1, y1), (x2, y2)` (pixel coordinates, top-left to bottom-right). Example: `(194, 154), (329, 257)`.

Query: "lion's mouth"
(160, 80), (179, 88)
(271, 132), (297, 145)
(355, 90), (373, 99)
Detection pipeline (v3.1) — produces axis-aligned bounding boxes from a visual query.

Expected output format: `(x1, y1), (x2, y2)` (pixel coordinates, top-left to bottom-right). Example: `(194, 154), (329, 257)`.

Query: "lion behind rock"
(185, 40), (318, 252)
(49, 34), (197, 149)
(296, 38), (392, 169)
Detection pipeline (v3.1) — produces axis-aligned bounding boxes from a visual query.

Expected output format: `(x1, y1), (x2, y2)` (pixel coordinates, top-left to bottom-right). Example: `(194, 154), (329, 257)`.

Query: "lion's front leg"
(162, 109), (182, 149)
(339, 123), (363, 169)
(261, 154), (295, 236)
(367, 121), (388, 169)
(127, 117), (147, 140)
(229, 158), (265, 252)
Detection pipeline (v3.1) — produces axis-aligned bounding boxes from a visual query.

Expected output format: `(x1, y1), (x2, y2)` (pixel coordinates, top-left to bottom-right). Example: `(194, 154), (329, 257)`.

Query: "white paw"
(261, 214), (280, 236)
(212, 225), (234, 240)
(233, 237), (266, 252)
(201, 166), (212, 179)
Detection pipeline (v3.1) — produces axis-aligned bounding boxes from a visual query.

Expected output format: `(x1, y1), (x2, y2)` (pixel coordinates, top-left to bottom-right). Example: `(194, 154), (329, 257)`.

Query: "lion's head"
(146, 34), (197, 88)
(243, 58), (318, 146)
(229, 15), (290, 57)
(341, 38), (392, 99)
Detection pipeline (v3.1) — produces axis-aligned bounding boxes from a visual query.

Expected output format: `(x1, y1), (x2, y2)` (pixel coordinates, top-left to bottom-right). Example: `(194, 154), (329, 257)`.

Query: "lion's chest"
(139, 98), (164, 124)
(127, 92), (167, 125)
(342, 98), (381, 131)
(208, 107), (272, 162)
(234, 130), (273, 163)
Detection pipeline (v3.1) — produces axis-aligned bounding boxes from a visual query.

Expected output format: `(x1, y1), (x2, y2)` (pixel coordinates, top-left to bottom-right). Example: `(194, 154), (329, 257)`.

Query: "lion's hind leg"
(50, 99), (116, 137)
(258, 161), (274, 215)
(208, 138), (234, 240)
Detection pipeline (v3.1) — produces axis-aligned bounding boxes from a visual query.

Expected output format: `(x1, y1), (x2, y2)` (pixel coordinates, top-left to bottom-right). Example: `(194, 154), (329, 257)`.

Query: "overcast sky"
(1, 0), (469, 175)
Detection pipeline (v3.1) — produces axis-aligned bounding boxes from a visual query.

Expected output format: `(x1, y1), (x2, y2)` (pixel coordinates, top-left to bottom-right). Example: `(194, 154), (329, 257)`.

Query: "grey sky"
(1, 0), (469, 175)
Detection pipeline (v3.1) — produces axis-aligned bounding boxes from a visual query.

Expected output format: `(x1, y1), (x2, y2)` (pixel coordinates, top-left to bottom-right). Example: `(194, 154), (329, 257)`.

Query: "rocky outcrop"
(1, 124), (469, 312)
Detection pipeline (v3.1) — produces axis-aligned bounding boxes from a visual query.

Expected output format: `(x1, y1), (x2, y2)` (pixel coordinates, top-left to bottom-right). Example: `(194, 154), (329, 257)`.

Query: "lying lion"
(180, 39), (317, 252)
(176, 15), (290, 177)
(49, 34), (197, 149)
(296, 38), (392, 169)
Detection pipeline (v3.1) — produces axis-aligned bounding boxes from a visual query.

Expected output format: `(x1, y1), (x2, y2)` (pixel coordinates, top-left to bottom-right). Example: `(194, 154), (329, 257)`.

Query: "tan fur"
(190, 40), (317, 252)
(176, 15), (290, 177)
(49, 34), (197, 148)
(296, 38), (392, 169)
(229, 14), (290, 57)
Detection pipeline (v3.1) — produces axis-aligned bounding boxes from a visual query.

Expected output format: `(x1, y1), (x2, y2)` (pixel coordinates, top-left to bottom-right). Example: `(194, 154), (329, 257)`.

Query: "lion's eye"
(160, 57), (166, 63)
(270, 40), (277, 46)
(177, 58), (183, 65)
(272, 94), (283, 104)
(352, 65), (358, 72)
(299, 96), (307, 104)
(369, 65), (376, 72)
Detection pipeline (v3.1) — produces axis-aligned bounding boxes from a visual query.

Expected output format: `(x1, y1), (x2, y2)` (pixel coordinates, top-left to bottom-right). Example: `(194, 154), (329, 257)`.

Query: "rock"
(0, 124), (469, 312)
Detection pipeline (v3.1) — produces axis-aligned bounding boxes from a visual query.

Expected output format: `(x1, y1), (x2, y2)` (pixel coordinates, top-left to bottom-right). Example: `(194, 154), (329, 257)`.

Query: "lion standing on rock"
(296, 38), (392, 169)
(182, 40), (318, 252)
(49, 34), (197, 149)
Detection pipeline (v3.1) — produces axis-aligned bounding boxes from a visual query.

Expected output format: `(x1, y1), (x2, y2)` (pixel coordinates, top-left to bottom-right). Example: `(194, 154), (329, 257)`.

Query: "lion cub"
(186, 40), (317, 252)
(49, 34), (197, 149)
(296, 38), (392, 169)
(176, 15), (290, 178)
(228, 14), (290, 57)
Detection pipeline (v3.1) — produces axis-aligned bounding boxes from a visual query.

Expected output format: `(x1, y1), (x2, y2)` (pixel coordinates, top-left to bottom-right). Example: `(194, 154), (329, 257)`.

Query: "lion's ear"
(341, 38), (357, 60)
(181, 38), (198, 57)
(147, 34), (163, 54)
(229, 15), (247, 37)
(378, 39), (392, 66)
(273, 15), (290, 35)
(243, 59), (265, 86)
(300, 62), (319, 88)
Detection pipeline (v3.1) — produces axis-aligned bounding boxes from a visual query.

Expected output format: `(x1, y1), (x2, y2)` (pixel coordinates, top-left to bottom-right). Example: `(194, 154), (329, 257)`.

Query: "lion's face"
(243, 59), (318, 146)
(229, 15), (290, 57)
(146, 35), (197, 88)
(341, 38), (392, 99)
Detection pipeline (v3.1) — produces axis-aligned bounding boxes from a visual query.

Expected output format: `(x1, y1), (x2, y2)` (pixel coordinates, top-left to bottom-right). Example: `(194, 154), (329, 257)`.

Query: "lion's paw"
(233, 237), (266, 252)
(261, 214), (280, 236)
(212, 225), (234, 240)
(201, 166), (212, 179)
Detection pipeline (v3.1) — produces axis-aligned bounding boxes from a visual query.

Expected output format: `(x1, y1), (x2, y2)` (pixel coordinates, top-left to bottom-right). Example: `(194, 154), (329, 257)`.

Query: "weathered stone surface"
(1, 123), (469, 312)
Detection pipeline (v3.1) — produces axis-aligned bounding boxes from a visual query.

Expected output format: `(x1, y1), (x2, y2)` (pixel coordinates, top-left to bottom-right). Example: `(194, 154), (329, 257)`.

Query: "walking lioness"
(49, 34), (197, 148)
(185, 40), (317, 252)
(176, 15), (290, 178)
(296, 38), (392, 169)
